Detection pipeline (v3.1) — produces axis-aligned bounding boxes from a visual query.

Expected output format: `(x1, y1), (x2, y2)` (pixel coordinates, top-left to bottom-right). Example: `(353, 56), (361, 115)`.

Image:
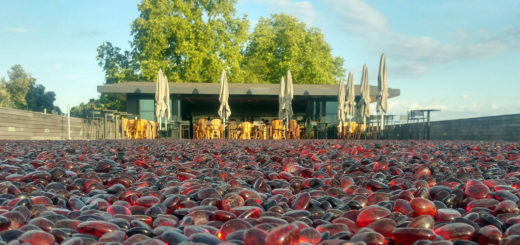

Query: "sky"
(1, 0), (519, 121)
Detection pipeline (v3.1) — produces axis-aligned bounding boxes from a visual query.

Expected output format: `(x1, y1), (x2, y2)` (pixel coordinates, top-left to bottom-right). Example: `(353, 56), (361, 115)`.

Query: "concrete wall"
(0, 107), (119, 140)
(383, 114), (520, 141)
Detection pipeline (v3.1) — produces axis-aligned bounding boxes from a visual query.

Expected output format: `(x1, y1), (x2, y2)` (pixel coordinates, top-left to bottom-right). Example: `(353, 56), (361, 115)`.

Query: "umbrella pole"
(380, 114), (384, 131)
(285, 117), (289, 139)
(338, 120), (342, 139)
(363, 116), (366, 140)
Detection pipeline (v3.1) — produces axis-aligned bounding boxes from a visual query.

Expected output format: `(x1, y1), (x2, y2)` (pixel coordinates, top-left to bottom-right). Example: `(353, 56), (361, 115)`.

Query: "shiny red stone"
(410, 198), (437, 216)
(434, 223), (476, 240)
(350, 228), (387, 245)
(17, 230), (55, 245)
(408, 215), (435, 229)
(76, 220), (120, 237)
(222, 193), (245, 211)
(476, 225), (502, 245)
(243, 227), (267, 245)
(465, 183), (490, 199)
(292, 193), (311, 210)
(394, 199), (413, 215)
(107, 205), (132, 216)
(265, 223), (300, 245)
(436, 208), (461, 222)
(218, 219), (253, 240)
(356, 205), (391, 227)
(316, 223), (351, 236)
(368, 218), (396, 238)
(392, 228), (436, 245)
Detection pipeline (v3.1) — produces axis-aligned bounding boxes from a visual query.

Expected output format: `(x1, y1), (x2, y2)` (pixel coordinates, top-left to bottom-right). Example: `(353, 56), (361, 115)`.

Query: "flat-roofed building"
(98, 82), (400, 137)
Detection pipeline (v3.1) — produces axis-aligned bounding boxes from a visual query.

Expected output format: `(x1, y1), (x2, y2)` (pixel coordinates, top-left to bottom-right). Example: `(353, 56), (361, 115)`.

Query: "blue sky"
(1, 0), (519, 120)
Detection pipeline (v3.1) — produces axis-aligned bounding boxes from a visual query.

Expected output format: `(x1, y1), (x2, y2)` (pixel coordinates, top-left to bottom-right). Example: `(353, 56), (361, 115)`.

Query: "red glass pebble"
(368, 218), (396, 238)
(265, 223), (300, 245)
(476, 225), (502, 245)
(222, 193), (245, 211)
(292, 193), (311, 210)
(76, 220), (120, 237)
(17, 230), (55, 245)
(392, 228), (436, 245)
(243, 228), (268, 245)
(434, 223), (476, 240)
(218, 219), (253, 240)
(410, 198), (437, 216)
(350, 228), (387, 245)
(356, 205), (391, 227)
(465, 183), (490, 199)
(436, 209), (461, 222)
(408, 215), (435, 229)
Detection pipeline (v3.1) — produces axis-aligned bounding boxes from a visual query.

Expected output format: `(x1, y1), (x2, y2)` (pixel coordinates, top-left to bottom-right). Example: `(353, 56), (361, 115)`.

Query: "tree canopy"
(131, 0), (249, 82)
(242, 14), (345, 84)
(0, 65), (60, 114)
(80, 1), (346, 114)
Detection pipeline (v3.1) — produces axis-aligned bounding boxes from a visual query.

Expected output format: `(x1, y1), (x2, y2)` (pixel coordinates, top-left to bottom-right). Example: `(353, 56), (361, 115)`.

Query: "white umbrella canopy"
(344, 72), (355, 119)
(337, 78), (346, 123)
(218, 70), (231, 122)
(377, 53), (388, 114)
(155, 69), (166, 121)
(285, 70), (294, 120)
(359, 65), (370, 121)
(278, 76), (286, 120)
(163, 72), (171, 120)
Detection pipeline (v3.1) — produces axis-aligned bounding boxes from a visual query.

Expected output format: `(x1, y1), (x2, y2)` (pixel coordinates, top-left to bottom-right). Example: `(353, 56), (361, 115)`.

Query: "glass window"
(325, 101), (338, 123)
(139, 99), (155, 121)
(139, 98), (172, 121)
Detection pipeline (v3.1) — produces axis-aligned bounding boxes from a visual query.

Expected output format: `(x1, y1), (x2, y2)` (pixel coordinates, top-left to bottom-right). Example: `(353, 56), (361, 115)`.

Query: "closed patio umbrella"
(218, 70), (231, 138)
(344, 72), (356, 138)
(344, 72), (355, 120)
(163, 71), (171, 131)
(155, 69), (166, 131)
(337, 78), (346, 137)
(376, 53), (388, 131)
(278, 76), (286, 121)
(285, 70), (294, 122)
(358, 64), (370, 128)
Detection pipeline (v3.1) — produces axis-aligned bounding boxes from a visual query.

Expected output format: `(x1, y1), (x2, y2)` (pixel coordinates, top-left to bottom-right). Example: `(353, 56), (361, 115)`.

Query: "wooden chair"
(239, 122), (253, 139)
(209, 119), (222, 139)
(253, 122), (266, 140)
(134, 119), (148, 139)
(123, 119), (136, 139)
(196, 118), (208, 139)
(287, 120), (300, 139)
(228, 121), (240, 139)
(270, 120), (285, 140)
(193, 123), (199, 139)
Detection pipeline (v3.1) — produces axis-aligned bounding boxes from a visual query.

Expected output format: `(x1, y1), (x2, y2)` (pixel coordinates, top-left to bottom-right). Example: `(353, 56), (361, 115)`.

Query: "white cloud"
(55, 63), (62, 70)
(324, 0), (520, 77)
(7, 27), (30, 33)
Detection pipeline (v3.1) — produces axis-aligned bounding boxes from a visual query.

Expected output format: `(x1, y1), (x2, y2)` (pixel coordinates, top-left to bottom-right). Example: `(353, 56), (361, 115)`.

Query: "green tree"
(131, 0), (249, 82)
(97, 42), (140, 84)
(242, 14), (345, 84)
(25, 83), (61, 114)
(70, 98), (105, 118)
(5, 64), (35, 108)
(0, 78), (13, 108)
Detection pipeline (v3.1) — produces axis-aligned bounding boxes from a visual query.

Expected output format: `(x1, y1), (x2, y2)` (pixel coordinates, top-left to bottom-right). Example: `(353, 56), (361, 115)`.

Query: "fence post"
(67, 105), (71, 140)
